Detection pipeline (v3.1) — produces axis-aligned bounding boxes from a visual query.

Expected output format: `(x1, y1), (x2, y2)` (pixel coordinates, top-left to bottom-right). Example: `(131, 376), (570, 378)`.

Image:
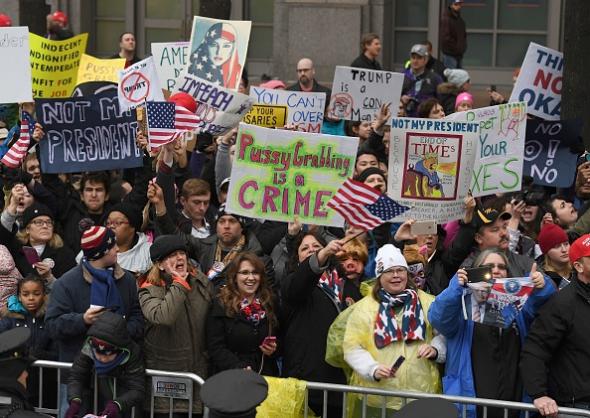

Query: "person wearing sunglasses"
(65, 311), (144, 418)
(429, 248), (555, 418)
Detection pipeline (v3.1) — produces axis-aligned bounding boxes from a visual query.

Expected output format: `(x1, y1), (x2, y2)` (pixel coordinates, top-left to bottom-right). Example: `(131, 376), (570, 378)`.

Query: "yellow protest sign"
(77, 54), (125, 84)
(243, 104), (287, 128)
(29, 32), (88, 98)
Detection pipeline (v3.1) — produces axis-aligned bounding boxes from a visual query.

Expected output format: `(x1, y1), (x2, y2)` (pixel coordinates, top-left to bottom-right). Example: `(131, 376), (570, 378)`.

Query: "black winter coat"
(441, 6), (467, 57)
(206, 298), (280, 376)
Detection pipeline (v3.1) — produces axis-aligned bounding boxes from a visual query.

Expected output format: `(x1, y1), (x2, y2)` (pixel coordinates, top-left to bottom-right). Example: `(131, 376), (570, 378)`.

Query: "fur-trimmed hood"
(437, 82), (460, 96)
(0, 295), (48, 319)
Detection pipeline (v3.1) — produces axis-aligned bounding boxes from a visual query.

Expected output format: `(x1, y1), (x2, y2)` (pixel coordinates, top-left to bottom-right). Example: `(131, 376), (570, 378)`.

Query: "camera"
(513, 188), (545, 206)
(404, 97), (419, 115)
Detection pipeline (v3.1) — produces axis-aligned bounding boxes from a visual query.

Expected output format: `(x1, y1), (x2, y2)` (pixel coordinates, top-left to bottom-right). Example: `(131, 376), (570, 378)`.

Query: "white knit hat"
(375, 244), (408, 277)
(444, 68), (470, 88)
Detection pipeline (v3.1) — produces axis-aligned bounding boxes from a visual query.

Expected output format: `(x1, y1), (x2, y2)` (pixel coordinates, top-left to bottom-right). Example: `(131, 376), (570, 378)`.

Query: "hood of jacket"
(87, 310), (131, 349)
(0, 295), (48, 319)
(437, 82), (460, 96)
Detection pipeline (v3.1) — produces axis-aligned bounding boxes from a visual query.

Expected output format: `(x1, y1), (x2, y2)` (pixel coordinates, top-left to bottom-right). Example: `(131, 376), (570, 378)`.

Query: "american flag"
(1, 111), (34, 169)
(146, 101), (199, 148)
(327, 178), (410, 230)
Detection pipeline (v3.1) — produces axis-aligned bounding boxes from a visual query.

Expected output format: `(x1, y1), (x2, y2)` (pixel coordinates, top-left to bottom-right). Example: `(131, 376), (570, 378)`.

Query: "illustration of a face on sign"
(328, 93), (353, 120)
(189, 22), (241, 89)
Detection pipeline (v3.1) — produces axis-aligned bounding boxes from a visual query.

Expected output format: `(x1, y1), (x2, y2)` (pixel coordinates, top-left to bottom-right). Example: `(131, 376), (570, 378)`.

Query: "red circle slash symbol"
(121, 72), (151, 103)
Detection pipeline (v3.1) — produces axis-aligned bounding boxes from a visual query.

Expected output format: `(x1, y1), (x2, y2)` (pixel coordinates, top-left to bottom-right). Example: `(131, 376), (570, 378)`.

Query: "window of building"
(392, 0), (429, 65)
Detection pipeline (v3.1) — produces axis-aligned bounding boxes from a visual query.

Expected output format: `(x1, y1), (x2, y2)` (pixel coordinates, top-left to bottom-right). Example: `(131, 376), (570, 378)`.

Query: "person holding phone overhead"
(0, 202), (76, 286)
(342, 244), (443, 417)
(206, 252), (280, 376)
(429, 249), (555, 418)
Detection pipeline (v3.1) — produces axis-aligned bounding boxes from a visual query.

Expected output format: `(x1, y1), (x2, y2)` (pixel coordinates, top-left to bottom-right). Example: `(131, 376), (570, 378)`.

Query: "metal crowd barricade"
(304, 381), (590, 418)
(32, 360), (209, 418)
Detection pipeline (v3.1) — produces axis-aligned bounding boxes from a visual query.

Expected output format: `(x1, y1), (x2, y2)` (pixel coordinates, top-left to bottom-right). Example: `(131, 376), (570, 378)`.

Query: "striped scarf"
(374, 288), (425, 348)
(318, 268), (344, 305)
(240, 298), (266, 325)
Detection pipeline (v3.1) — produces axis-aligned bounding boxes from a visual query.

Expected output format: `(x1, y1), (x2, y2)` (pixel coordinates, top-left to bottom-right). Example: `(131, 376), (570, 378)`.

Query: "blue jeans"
(442, 53), (461, 69)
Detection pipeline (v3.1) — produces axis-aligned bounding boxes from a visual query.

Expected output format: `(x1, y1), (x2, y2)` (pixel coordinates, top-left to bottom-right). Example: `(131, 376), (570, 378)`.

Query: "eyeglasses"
(237, 270), (261, 278)
(481, 263), (508, 271)
(383, 267), (407, 276)
(31, 219), (53, 227)
(106, 220), (129, 228)
(297, 68), (311, 73)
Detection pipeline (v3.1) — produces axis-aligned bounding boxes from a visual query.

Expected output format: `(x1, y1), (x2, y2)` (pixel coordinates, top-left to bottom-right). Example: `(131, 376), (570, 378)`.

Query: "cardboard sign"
(117, 56), (165, 112)
(445, 102), (527, 197)
(509, 42), (562, 120)
(249, 87), (325, 132)
(30, 32), (88, 98)
(77, 53), (125, 84)
(388, 118), (479, 223)
(225, 123), (359, 226)
(176, 73), (254, 136)
(328, 66), (404, 122)
(0, 27), (33, 103)
(242, 104), (287, 128)
(186, 16), (251, 91)
(151, 41), (189, 92)
(523, 119), (582, 187)
(36, 91), (142, 173)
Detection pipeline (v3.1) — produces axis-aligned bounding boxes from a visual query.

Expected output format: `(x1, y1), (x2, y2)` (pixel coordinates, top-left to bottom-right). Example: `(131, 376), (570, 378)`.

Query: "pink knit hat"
(455, 92), (474, 110)
(259, 79), (286, 90)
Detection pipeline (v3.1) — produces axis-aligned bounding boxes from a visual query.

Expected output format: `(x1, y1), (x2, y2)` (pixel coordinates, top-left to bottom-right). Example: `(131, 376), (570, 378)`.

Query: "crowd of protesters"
(0, 4), (588, 418)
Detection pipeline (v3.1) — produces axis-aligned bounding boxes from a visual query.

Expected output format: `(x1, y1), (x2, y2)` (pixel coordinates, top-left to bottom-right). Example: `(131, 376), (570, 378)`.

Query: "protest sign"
(446, 102), (527, 197)
(176, 73), (254, 136)
(523, 119), (582, 187)
(327, 66), (404, 122)
(30, 32), (88, 98)
(242, 104), (287, 128)
(509, 42), (562, 120)
(117, 57), (165, 112)
(225, 123), (358, 226)
(186, 16), (251, 90)
(387, 118), (478, 223)
(463, 277), (534, 328)
(151, 41), (189, 91)
(36, 91), (142, 173)
(77, 54), (125, 84)
(249, 87), (325, 132)
(0, 27), (32, 103)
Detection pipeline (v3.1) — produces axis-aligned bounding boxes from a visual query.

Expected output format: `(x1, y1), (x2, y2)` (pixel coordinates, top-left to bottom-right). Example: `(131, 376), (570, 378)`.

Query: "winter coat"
(437, 82), (460, 115)
(206, 297), (280, 376)
(441, 6), (467, 57)
(116, 233), (152, 275)
(45, 263), (144, 363)
(520, 276), (590, 405)
(428, 273), (556, 418)
(401, 68), (443, 115)
(350, 54), (382, 71)
(0, 384), (48, 418)
(342, 292), (441, 410)
(0, 245), (22, 310)
(138, 271), (214, 414)
(68, 312), (145, 416)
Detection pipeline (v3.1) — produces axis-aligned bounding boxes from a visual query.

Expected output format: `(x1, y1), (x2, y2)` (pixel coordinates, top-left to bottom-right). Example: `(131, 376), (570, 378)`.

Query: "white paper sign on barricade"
(327, 66), (404, 122)
(249, 87), (325, 132)
(509, 42), (562, 121)
(117, 56), (165, 112)
(176, 73), (254, 136)
(226, 123), (359, 227)
(445, 102), (527, 197)
(151, 42), (189, 92)
(0, 27), (33, 103)
(387, 118), (479, 223)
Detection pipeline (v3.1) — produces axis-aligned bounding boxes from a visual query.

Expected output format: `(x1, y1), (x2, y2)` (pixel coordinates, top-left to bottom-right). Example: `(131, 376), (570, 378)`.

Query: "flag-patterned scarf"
(374, 288), (425, 348)
(240, 298), (266, 325)
(1, 111), (34, 169)
(318, 268), (344, 305)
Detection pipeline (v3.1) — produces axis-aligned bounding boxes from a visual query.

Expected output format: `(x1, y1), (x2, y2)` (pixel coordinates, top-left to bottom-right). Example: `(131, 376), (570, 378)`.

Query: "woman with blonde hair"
(0, 202), (75, 283)
(206, 252), (280, 375)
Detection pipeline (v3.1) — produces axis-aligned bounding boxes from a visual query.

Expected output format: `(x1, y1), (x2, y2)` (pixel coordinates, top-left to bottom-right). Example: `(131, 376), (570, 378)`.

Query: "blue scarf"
(7, 295), (27, 315)
(83, 258), (124, 315)
(92, 349), (128, 375)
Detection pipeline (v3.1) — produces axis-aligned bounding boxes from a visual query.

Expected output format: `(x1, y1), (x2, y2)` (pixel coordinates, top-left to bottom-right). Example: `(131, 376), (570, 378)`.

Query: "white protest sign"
(0, 27), (33, 103)
(387, 118), (478, 223)
(226, 123), (358, 226)
(509, 42), (562, 120)
(249, 87), (325, 132)
(327, 66), (404, 122)
(445, 102), (527, 197)
(117, 56), (165, 112)
(176, 73), (254, 136)
(151, 42), (189, 92)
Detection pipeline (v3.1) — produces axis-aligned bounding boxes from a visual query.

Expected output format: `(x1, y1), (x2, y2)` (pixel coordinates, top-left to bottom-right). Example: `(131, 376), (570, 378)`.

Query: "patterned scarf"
(374, 288), (425, 348)
(240, 298), (266, 325)
(318, 268), (344, 305)
(214, 234), (246, 266)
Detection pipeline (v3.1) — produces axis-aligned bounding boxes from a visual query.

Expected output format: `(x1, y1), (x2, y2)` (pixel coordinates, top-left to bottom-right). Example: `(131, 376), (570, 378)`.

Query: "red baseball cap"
(51, 11), (68, 26)
(0, 13), (12, 27)
(168, 92), (197, 114)
(569, 233), (590, 263)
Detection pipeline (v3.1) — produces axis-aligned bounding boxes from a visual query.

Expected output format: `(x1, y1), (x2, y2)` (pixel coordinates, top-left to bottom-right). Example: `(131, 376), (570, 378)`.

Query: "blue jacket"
(45, 263), (144, 362)
(428, 273), (556, 418)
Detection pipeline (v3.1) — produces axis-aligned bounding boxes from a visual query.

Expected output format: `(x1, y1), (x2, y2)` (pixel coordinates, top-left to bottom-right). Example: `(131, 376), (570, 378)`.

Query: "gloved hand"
(64, 399), (81, 418)
(100, 400), (120, 418)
